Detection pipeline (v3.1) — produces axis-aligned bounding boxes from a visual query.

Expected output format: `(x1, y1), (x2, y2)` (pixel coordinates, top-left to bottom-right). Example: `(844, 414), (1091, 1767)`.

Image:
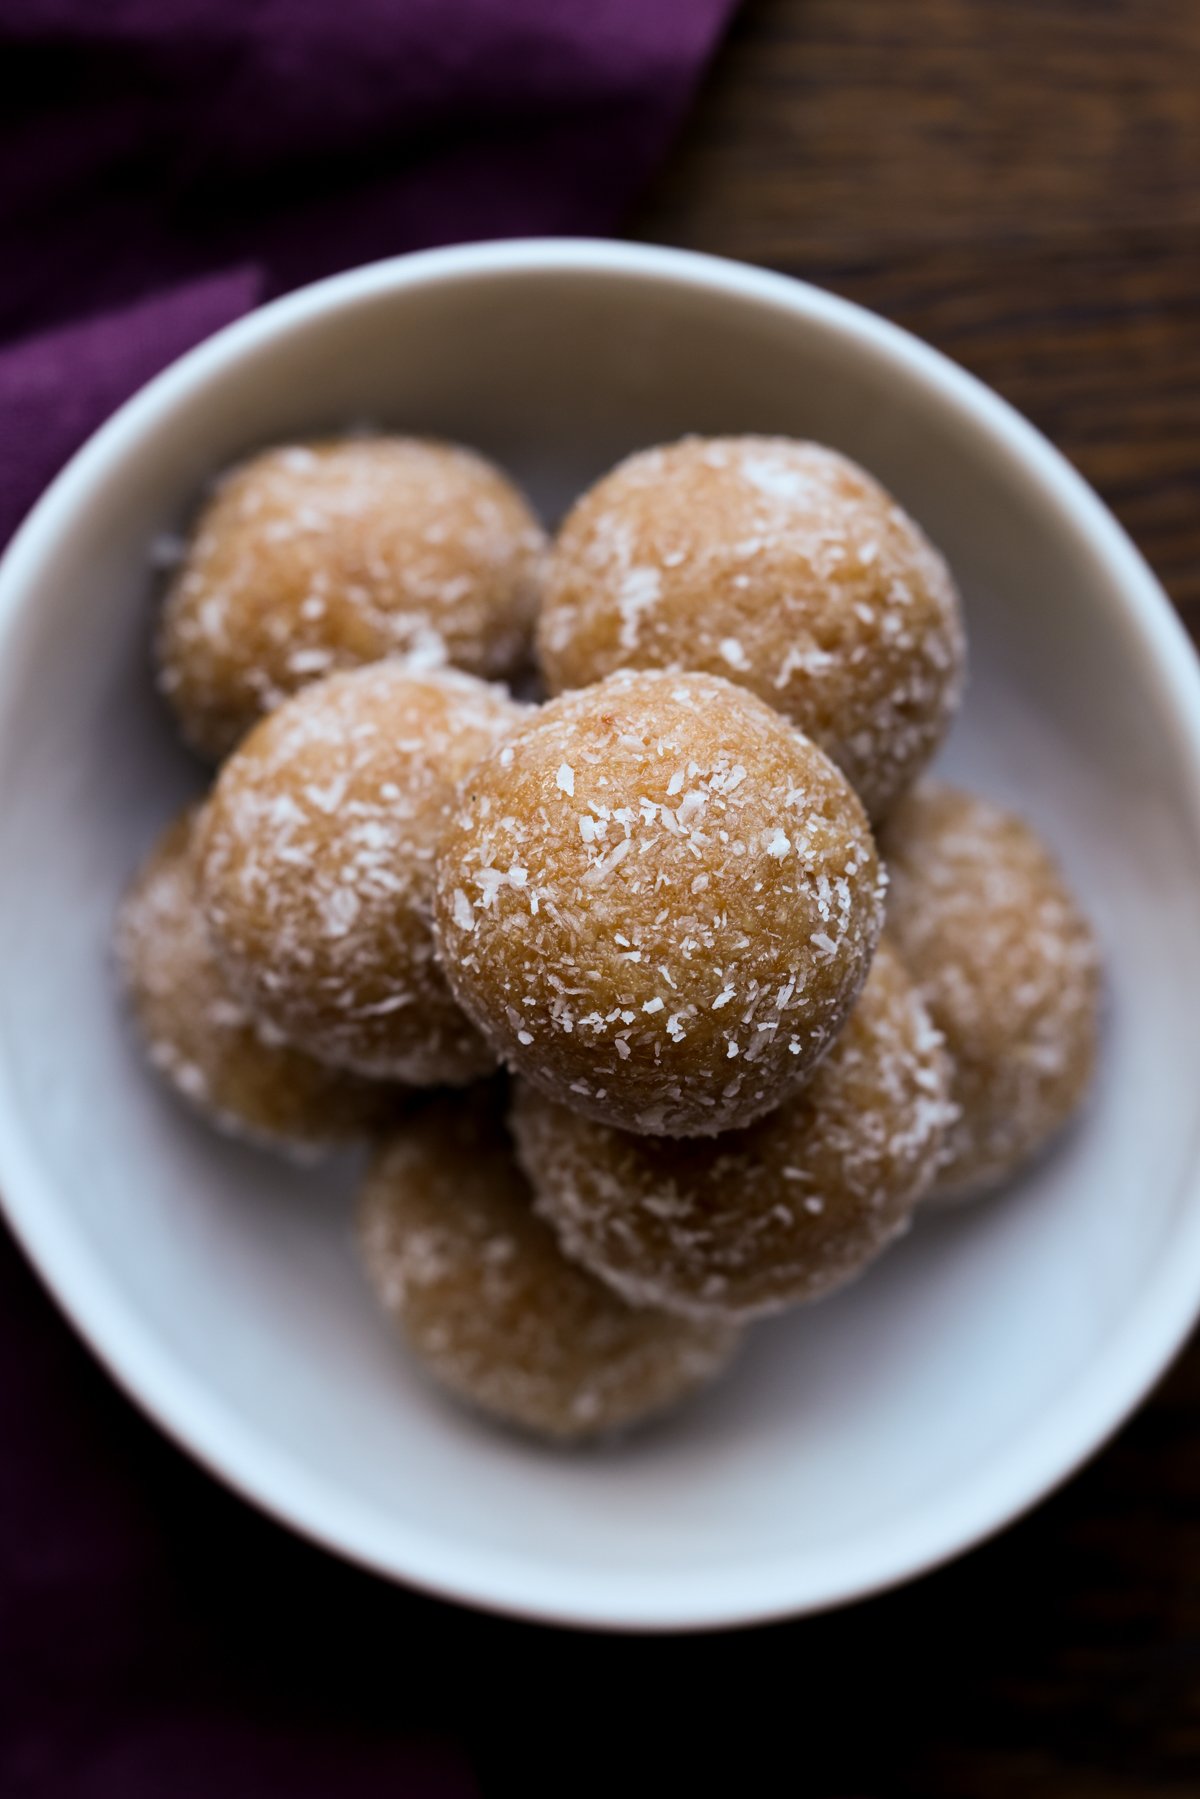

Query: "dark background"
(5, 2), (1199, 1794)
(619, 4), (1200, 1789)
(639, 0), (1200, 627)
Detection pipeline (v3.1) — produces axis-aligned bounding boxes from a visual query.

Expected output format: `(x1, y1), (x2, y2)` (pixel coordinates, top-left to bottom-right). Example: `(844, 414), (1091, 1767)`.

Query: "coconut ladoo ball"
(198, 664), (523, 1084)
(512, 943), (953, 1323)
(434, 669), (885, 1138)
(882, 782), (1102, 1202)
(357, 1095), (739, 1441)
(158, 437), (546, 759)
(115, 805), (400, 1155)
(538, 436), (965, 821)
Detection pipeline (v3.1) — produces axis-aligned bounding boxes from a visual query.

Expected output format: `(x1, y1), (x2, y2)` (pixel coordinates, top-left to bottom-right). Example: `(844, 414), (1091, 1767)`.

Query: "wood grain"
(6, 11), (1195, 1796)
(593, 2), (1200, 1789)
(635, 0), (1200, 624)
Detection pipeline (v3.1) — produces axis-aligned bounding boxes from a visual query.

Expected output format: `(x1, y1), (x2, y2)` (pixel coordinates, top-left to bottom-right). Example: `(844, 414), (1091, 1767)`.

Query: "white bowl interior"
(2, 244), (1199, 1628)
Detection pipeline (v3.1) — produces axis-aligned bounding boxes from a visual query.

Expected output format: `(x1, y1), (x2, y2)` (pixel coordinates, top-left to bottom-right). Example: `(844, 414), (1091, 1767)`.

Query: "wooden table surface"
(7, 8), (1196, 1796)
(578, 3), (1199, 1791)
(58, 10), (1200, 1794)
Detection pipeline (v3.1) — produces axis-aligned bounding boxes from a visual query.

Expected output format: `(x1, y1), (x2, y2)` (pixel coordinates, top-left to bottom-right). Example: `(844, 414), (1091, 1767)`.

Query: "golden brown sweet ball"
(198, 664), (523, 1084)
(537, 436), (965, 821)
(512, 943), (953, 1322)
(158, 437), (546, 759)
(882, 782), (1102, 1202)
(357, 1094), (739, 1441)
(115, 804), (400, 1155)
(433, 668), (885, 1138)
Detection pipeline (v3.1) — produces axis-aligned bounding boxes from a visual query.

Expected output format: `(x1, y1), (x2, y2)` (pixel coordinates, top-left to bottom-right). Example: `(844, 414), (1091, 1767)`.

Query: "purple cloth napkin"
(0, 0), (735, 544)
(0, 3), (736, 1791)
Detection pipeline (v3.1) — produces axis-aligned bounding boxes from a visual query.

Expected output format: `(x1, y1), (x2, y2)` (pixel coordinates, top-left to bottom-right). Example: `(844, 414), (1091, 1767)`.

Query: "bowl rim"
(2, 235), (1200, 1634)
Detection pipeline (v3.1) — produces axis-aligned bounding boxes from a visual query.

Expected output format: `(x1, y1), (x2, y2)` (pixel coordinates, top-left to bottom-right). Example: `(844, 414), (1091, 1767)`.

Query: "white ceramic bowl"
(2, 240), (1199, 1633)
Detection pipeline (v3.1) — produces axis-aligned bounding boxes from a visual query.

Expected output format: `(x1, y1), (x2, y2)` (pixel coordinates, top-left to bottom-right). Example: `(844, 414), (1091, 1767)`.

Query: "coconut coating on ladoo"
(198, 664), (523, 1084)
(512, 944), (953, 1322)
(433, 669), (885, 1137)
(537, 436), (964, 821)
(882, 782), (1101, 1201)
(159, 437), (545, 759)
(115, 805), (400, 1154)
(357, 1096), (738, 1441)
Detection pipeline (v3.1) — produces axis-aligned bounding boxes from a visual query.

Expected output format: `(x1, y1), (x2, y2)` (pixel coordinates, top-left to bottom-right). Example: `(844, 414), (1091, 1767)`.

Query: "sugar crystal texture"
(512, 943), (954, 1321)
(198, 664), (524, 1083)
(537, 436), (965, 822)
(357, 1091), (738, 1441)
(115, 804), (401, 1155)
(433, 668), (886, 1137)
(158, 437), (546, 759)
(882, 782), (1102, 1201)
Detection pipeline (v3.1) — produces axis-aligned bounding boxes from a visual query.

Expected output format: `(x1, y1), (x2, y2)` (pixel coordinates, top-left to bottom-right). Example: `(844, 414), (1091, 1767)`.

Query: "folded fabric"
(0, 2), (739, 1793)
(0, 0), (736, 545)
